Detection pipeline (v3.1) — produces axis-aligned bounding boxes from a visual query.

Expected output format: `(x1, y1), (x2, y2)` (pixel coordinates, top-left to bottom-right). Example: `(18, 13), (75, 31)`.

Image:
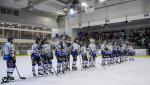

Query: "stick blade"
(20, 77), (26, 79)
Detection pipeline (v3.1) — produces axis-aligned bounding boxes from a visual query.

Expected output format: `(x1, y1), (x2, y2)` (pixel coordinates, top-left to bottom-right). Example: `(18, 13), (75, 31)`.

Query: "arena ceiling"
(0, 0), (137, 16)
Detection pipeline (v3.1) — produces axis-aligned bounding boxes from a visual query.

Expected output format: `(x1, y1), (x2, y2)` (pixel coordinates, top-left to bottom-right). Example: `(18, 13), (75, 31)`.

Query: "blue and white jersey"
(101, 44), (107, 55)
(55, 41), (65, 51)
(88, 43), (97, 57)
(120, 47), (124, 53)
(2, 42), (15, 56)
(40, 44), (51, 55)
(71, 43), (80, 57)
(54, 37), (60, 45)
(128, 46), (135, 53)
(81, 46), (87, 55)
(71, 43), (80, 52)
(55, 42), (62, 51)
(107, 44), (113, 54)
(31, 43), (40, 54)
(101, 44), (107, 51)
(116, 46), (120, 52)
(117, 46), (123, 54)
(113, 45), (117, 51)
(88, 43), (96, 52)
(108, 45), (113, 52)
(2, 42), (15, 60)
(55, 41), (65, 57)
(128, 46), (135, 56)
(44, 44), (51, 53)
(61, 41), (67, 56)
(65, 43), (72, 55)
(122, 44), (127, 52)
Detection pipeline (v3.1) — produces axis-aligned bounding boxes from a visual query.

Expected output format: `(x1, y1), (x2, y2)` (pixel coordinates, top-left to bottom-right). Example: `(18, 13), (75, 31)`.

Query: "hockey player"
(61, 36), (68, 72)
(122, 42), (128, 61)
(119, 43), (127, 63)
(107, 43), (113, 64)
(119, 44), (124, 63)
(64, 38), (72, 71)
(45, 40), (54, 74)
(2, 37), (16, 82)
(55, 37), (65, 73)
(53, 34), (60, 44)
(112, 43), (118, 63)
(128, 43), (135, 61)
(101, 41), (108, 65)
(39, 38), (54, 75)
(80, 42), (88, 68)
(31, 38), (44, 77)
(71, 39), (80, 70)
(88, 39), (97, 67)
(116, 44), (122, 63)
(116, 43), (122, 63)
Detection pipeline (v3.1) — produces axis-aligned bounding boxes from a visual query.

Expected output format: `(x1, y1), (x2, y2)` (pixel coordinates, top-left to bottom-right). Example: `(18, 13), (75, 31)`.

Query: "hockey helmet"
(7, 36), (14, 43)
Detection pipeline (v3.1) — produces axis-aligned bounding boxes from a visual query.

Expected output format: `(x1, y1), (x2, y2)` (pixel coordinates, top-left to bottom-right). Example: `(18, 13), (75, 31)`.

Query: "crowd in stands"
(76, 27), (150, 49)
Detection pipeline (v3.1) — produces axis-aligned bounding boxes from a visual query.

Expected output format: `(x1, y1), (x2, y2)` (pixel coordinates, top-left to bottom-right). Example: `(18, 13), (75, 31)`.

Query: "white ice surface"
(0, 55), (150, 85)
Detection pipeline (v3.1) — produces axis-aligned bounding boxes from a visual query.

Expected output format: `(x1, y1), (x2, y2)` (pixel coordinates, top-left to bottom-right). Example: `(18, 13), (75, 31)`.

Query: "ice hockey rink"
(0, 56), (150, 85)
(0, 0), (150, 85)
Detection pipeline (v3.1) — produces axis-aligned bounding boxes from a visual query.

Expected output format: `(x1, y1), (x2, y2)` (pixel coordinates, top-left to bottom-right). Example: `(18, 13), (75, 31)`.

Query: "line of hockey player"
(1, 34), (135, 82)
(101, 41), (135, 66)
(53, 34), (97, 73)
(31, 37), (54, 77)
(30, 34), (97, 77)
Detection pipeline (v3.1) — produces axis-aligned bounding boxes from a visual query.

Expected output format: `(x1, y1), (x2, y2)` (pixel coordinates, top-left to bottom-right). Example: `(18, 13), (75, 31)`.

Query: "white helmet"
(90, 39), (95, 43)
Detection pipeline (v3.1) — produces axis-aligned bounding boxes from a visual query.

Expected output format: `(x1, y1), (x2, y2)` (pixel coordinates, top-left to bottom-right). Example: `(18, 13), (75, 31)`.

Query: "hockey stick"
(50, 65), (58, 76)
(79, 54), (82, 68)
(15, 65), (26, 79)
(98, 62), (106, 70)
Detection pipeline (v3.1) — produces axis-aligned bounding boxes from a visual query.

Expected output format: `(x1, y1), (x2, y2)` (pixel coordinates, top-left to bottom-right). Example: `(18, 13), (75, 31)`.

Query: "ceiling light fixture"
(11, 26), (14, 28)
(99, 0), (106, 3)
(69, 8), (76, 16)
(81, 2), (88, 7)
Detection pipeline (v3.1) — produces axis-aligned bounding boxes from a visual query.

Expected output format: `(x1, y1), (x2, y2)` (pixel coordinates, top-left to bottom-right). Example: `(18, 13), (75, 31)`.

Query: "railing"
(0, 38), (34, 43)
(0, 27), (52, 33)
(0, 27), (52, 40)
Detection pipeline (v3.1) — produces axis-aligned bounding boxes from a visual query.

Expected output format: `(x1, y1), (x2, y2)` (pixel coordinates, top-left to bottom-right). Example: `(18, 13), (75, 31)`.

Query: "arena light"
(69, 8), (74, 15)
(81, 2), (88, 7)
(69, 8), (76, 15)
(11, 26), (14, 28)
(99, 0), (106, 3)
